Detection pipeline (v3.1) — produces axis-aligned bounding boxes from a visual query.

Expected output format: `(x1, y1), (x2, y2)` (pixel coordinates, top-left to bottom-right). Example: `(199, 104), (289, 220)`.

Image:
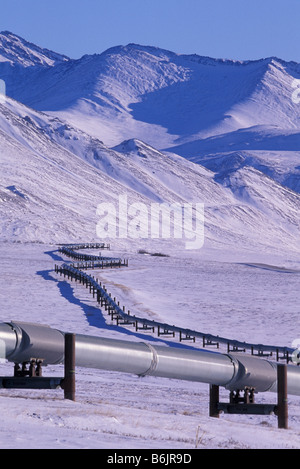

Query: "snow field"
(0, 243), (299, 449)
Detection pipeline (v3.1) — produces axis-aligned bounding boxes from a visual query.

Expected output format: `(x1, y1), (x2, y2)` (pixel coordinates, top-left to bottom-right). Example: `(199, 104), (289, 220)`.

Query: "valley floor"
(0, 242), (299, 449)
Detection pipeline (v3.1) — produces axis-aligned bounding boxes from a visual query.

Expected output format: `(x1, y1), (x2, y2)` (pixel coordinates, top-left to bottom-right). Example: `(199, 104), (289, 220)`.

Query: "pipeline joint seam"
(138, 343), (158, 377)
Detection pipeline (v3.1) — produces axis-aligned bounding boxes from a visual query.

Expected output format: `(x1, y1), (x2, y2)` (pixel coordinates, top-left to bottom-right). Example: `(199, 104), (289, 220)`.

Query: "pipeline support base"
(217, 402), (277, 415)
(209, 364), (289, 429)
(0, 376), (62, 389)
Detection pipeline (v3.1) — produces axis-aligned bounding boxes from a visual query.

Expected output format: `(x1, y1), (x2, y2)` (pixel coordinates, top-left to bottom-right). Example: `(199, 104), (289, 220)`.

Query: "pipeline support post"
(63, 333), (76, 401)
(209, 384), (220, 418)
(276, 364), (288, 429)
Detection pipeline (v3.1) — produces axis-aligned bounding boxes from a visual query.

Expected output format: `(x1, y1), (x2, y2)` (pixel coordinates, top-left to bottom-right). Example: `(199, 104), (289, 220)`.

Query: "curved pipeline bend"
(0, 321), (300, 396)
(56, 244), (296, 361)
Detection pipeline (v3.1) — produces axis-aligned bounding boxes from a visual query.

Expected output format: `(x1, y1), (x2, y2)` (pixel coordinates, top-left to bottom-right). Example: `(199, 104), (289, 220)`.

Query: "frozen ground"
(0, 241), (299, 449)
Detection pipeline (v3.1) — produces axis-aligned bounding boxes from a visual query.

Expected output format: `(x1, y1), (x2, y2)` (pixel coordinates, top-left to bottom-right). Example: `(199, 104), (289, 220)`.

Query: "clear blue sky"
(0, 0), (299, 62)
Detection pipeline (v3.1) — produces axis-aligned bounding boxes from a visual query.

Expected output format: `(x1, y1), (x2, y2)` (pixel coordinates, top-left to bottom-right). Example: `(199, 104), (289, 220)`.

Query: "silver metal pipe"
(226, 353), (278, 392)
(75, 335), (154, 376)
(75, 335), (236, 386)
(0, 322), (64, 365)
(0, 322), (18, 358)
(0, 321), (299, 396)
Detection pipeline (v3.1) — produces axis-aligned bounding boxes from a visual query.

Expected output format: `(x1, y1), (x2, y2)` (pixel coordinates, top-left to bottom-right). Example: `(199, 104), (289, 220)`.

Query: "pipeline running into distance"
(56, 244), (296, 361)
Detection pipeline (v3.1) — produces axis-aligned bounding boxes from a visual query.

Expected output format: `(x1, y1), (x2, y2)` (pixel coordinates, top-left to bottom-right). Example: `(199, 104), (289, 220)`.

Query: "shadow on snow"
(37, 250), (203, 351)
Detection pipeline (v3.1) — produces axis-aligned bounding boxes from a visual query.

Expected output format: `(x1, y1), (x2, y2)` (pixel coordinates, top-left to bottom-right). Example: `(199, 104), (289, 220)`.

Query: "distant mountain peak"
(97, 42), (300, 76)
(0, 30), (69, 67)
(1, 31), (300, 154)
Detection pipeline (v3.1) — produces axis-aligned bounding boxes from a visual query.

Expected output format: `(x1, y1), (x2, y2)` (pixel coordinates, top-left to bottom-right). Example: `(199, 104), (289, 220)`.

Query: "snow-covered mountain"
(1, 32), (299, 188)
(0, 31), (69, 67)
(0, 32), (299, 256)
(0, 95), (299, 257)
(1, 33), (299, 146)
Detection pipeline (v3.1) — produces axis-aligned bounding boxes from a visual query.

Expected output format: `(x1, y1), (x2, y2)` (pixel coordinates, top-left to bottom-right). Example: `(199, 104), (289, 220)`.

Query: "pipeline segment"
(0, 321), (299, 396)
(56, 254), (295, 361)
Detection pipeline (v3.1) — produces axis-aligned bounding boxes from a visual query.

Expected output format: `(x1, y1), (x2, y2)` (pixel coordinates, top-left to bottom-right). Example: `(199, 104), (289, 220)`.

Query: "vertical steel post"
(277, 364), (288, 429)
(64, 333), (76, 401)
(209, 384), (220, 418)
